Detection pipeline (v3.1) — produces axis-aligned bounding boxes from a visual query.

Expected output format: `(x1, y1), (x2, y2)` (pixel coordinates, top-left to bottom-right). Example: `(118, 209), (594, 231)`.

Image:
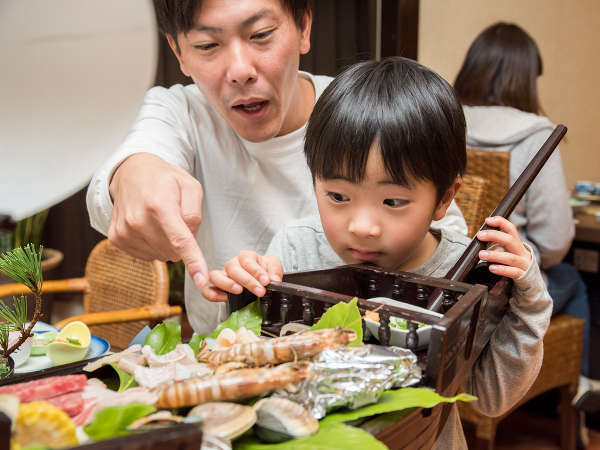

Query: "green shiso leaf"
(209, 299), (262, 338)
(320, 387), (477, 426)
(233, 388), (476, 449)
(83, 402), (156, 440)
(189, 299), (262, 352)
(311, 297), (362, 346)
(144, 321), (182, 355)
(188, 332), (207, 354)
(109, 363), (139, 392)
(234, 422), (387, 450)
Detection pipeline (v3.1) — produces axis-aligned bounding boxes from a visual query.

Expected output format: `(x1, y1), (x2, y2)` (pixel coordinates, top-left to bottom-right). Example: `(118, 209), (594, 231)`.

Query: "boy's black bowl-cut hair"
(305, 56), (466, 202)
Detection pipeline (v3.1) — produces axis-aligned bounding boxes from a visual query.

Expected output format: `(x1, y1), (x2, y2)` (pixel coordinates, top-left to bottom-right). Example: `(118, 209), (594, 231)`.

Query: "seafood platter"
(0, 126), (566, 450)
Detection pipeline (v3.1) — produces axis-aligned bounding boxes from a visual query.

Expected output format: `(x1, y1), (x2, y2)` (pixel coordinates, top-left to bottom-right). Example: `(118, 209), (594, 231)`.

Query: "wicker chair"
(457, 148), (584, 450)
(455, 173), (490, 238)
(0, 239), (182, 350)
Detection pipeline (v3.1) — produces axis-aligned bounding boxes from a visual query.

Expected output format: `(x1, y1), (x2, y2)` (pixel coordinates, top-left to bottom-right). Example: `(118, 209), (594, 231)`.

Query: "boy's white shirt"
(86, 71), (468, 334)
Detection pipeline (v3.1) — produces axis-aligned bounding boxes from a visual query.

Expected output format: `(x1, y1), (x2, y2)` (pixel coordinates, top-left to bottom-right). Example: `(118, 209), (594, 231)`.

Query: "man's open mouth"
(233, 101), (268, 112)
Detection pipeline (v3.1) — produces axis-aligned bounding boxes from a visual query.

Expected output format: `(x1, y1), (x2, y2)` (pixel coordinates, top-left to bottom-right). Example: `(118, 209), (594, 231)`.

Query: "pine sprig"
(0, 323), (10, 351)
(0, 244), (44, 360)
(0, 295), (28, 333)
(0, 244), (43, 293)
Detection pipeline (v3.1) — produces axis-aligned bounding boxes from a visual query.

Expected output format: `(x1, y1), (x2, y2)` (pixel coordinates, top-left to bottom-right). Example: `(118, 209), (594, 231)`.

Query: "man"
(87, 0), (467, 333)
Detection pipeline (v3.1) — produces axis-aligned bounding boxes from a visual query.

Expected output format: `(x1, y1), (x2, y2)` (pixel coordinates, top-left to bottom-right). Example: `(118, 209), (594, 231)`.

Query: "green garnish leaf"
(144, 321), (182, 355)
(189, 299), (262, 352)
(234, 422), (386, 450)
(188, 333), (207, 354)
(311, 297), (362, 346)
(108, 363), (139, 392)
(83, 403), (156, 440)
(234, 388), (476, 449)
(320, 387), (477, 426)
(209, 299), (262, 338)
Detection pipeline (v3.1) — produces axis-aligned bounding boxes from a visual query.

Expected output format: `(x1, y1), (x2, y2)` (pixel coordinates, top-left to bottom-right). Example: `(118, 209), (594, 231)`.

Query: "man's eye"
(327, 192), (349, 202)
(251, 29), (274, 40)
(383, 198), (408, 208)
(194, 43), (218, 51)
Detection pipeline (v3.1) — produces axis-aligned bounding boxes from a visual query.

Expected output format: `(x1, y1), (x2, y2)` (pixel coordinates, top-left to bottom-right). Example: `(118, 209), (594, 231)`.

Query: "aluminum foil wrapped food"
(275, 344), (421, 419)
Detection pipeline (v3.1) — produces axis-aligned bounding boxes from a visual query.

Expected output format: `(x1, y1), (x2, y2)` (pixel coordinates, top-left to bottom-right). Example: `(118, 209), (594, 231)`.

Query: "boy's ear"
(432, 178), (463, 221)
(166, 34), (191, 78)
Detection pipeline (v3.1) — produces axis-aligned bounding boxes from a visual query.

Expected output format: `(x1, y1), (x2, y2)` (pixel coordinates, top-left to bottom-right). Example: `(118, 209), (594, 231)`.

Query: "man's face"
(315, 144), (453, 273)
(168, 0), (312, 142)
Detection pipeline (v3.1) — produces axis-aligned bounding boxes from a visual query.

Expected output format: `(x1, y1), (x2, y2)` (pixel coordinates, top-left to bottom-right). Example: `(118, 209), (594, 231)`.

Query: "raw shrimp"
(155, 363), (312, 408)
(197, 327), (356, 367)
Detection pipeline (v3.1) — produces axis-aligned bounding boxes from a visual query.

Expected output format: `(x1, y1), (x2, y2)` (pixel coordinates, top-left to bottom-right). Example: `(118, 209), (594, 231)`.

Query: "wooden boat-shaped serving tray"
(227, 265), (510, 449)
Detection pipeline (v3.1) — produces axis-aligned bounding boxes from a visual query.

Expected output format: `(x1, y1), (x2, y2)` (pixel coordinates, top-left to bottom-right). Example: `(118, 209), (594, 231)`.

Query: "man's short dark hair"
(305, 56), (466, 202)
(153, 0), (311, 38)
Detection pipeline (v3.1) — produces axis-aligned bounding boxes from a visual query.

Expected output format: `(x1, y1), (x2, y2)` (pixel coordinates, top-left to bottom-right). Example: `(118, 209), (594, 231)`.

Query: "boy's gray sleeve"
(265, 228), (298, 273)
(432, 200), (468, 236)
(462, 246), (552, 416)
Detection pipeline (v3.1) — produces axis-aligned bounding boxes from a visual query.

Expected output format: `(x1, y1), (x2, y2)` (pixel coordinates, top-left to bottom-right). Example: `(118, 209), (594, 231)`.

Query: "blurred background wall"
(419, 0), (600, 189)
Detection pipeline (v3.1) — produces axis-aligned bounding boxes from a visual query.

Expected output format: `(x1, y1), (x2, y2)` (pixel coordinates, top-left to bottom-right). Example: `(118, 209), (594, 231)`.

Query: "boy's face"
(167, 0), (313, 142)
(315, 145), (457, 272)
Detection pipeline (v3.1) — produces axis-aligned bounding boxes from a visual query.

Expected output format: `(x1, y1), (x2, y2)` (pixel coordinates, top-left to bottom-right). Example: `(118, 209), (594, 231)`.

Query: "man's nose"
(226, 40), (257, 85)
(348, 212), (381, 238)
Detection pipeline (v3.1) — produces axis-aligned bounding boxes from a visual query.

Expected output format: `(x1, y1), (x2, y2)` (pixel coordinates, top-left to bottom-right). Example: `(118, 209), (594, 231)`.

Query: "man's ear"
(298, 9), (312, 55)
(166, 34), (191, 77)
(432, 177), (463, 221)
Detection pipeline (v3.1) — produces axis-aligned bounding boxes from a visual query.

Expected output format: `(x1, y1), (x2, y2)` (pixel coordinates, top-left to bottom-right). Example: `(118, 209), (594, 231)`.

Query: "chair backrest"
(83, 239), (169, 349)
(465, 148), (511, 221)
(454, 174), (489, 237)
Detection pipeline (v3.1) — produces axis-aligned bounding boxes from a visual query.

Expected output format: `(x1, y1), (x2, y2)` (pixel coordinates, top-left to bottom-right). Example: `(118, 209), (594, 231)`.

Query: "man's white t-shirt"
(87, 71), (467, 334)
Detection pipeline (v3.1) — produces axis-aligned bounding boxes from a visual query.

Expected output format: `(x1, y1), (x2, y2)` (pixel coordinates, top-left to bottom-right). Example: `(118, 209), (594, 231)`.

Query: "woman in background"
(454, 22), (596, 418)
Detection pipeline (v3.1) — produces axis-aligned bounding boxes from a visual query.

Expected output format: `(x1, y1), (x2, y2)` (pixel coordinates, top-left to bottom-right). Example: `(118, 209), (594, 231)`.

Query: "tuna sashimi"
(0, 374), (88, 402)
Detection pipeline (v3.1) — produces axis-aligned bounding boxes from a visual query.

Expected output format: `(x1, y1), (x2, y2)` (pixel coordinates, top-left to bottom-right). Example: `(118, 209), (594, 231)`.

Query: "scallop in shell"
(253, 397), (318, 443)
(188, 402), (256, 440)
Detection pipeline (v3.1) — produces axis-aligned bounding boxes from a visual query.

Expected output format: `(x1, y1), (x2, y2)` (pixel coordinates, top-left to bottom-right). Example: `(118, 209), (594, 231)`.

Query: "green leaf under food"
(311, 297), (362, 346)
(83, 402), (156, 441)
(234, 388), (476, 449)
(320, 387), (477, 427)
(210, 299), (262, 338)
(234, 422), (387, 450)
(144, 321), (182, 355)
(109, 363), (139, 392)
(189, 299), (262, 352)
(188, 332), (207, 354)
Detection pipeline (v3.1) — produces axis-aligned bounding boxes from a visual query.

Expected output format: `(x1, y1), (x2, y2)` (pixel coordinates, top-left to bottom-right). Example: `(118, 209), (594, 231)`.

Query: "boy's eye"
(383, 198), (408, 208)
(251, 29), (275, 40)
(327, 192), (349, 203)
(194, 43), (218, 51)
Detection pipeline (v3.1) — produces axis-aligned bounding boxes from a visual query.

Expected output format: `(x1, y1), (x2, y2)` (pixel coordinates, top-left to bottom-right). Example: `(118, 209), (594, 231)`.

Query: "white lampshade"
(0, 0), (158, 221)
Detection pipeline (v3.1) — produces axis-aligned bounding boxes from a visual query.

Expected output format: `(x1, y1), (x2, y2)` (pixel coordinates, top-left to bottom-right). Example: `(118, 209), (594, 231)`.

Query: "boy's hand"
(202, 251), (283, 302)
(476, 216), (532, 280)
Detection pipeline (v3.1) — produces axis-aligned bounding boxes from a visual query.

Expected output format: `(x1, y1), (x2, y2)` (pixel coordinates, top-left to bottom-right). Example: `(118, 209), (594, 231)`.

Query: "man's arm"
(86, 86), (209, 286)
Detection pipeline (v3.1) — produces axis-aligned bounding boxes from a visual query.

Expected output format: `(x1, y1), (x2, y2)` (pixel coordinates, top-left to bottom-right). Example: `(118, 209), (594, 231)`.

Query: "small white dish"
(9, 335), (33, 368)
(14, 322), (110, 374)
(363, 297), (443, 350)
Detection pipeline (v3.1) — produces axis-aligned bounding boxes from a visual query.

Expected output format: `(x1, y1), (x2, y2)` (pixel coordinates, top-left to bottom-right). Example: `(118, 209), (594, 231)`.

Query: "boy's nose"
(227, 41), (257, 85)
(348, 214), (381, 238)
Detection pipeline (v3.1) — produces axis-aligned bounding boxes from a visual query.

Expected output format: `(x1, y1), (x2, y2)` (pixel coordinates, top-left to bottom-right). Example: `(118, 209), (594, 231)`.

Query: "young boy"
(204, 57), (552, 449)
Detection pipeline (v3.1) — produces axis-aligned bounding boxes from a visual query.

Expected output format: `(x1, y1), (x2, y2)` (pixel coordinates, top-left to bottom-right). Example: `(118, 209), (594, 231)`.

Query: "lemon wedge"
(46, 321), (91, 365)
